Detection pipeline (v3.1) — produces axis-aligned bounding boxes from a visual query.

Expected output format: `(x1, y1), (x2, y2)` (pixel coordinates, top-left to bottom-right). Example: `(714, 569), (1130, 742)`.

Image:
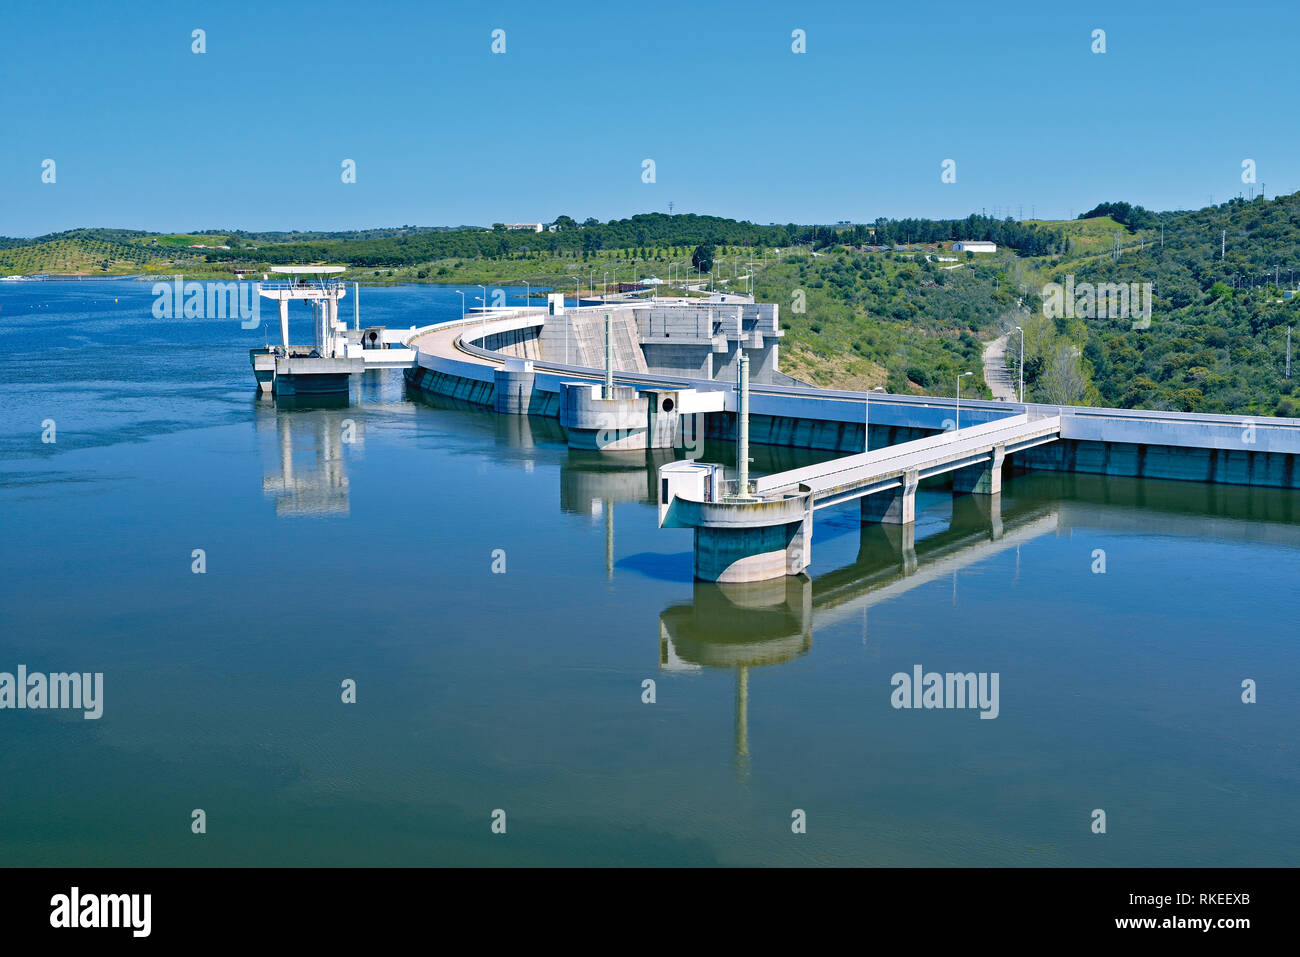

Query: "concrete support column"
(953, 444), (1006, 495)
(952, 492), (1004, 540)
(785, 504), (813, 575)
(493, 363), (536, 414)
(279, 299), (290, 349)
(861, 469), (919, 525)
(604, 312), (613, 398)
(312, 301), (324, 353)
(737, 353), (750, 497)
(694, 516), (810, 582)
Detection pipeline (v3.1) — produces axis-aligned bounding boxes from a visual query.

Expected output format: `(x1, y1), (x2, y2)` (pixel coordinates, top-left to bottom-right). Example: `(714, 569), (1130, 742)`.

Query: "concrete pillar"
(694, 519), (807, 582)
(952, 492), (1004, 540)
(493, 363), (536, 414)
(561, 381), (649, 450)
(324, 298), (337, 356)
(279, 299), (290, 348)
(785, 505), (813, 574)
(737, 353), (751, 496)
(953, 444), (1006, 495)
(312, 300), (324, 353)
(861, 469), (919, 524)
(604, 312), (613, 398)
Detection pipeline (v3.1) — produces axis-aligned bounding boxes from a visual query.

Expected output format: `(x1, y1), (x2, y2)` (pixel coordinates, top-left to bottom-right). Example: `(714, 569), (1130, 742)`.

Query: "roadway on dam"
(407, 307), (1300, 472)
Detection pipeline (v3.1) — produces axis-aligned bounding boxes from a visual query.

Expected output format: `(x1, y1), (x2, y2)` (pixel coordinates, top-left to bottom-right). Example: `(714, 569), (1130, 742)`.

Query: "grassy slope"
(5, 202), (1298, 414)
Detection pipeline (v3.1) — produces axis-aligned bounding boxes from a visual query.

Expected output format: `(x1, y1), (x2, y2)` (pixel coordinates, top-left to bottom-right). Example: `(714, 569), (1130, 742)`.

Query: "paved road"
(982, 333), (1018, 402)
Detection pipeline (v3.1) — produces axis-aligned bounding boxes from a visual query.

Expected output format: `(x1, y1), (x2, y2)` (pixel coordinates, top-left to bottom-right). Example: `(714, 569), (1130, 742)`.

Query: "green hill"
(4, 200), (1297, 416)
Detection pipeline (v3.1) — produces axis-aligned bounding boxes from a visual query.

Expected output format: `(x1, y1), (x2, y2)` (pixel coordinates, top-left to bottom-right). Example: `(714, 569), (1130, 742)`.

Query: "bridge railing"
(715, 478), (758, 501)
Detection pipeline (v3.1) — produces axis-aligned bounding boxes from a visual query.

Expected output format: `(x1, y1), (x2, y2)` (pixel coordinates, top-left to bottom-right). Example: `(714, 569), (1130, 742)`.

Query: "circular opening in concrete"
(662, 397), (675, 413)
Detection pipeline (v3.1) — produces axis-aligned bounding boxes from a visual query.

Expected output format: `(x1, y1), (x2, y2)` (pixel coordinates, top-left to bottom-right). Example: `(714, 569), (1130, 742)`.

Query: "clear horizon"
(3, 0), (1297, 236)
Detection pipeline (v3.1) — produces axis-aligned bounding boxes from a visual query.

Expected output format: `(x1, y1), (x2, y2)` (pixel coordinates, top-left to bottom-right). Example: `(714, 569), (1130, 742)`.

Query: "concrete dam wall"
(404, 308), (1300, 492)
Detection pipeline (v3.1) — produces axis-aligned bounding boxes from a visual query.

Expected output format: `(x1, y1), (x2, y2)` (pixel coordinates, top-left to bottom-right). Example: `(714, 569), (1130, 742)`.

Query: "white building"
(953, 241), (997, 253)
(504, 223), (543, 233)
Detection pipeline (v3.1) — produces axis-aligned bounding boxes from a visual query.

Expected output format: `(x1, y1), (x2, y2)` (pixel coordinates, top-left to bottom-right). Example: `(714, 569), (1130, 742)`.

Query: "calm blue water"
(1, 280), (1297, 866)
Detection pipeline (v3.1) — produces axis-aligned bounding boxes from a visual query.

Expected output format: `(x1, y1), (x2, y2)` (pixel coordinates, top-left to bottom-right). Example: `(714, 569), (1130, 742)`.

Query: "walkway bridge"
(658, 413), (1062, 582)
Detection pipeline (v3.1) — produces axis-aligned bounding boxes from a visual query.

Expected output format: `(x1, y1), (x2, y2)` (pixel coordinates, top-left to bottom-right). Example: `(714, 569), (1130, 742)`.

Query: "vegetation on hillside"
(4, 197), (1298, 416)
(1017, 193), (1300, 416)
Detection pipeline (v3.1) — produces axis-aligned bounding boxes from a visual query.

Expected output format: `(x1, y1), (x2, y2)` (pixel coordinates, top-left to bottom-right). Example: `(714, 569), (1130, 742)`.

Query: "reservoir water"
(1, 280), (1297, 866)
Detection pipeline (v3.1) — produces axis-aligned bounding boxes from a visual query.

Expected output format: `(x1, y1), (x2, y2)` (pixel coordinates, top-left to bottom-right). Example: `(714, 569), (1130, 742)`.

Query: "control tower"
(249, 266), (357, 395)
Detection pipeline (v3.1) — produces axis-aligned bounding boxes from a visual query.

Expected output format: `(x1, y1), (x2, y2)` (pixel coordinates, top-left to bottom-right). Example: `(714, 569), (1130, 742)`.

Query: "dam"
(6, 277), (1298, 867)
(399, 294), (1300, 582)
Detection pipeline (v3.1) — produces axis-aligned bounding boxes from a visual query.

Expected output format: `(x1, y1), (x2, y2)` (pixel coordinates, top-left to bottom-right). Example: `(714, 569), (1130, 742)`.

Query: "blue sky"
(2, 0), (1297, 235)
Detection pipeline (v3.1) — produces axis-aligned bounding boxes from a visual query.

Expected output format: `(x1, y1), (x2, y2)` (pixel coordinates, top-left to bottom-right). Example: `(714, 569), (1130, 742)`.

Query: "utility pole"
(1287, 326), (1292, 380)
(1222, 229), (1226, 259)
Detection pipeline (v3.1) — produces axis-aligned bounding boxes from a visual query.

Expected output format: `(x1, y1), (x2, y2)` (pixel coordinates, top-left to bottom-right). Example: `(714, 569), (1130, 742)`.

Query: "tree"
(1038, 345), (1088, 405)
(553, 215), (577, 231)
(691, 242), (715, 273)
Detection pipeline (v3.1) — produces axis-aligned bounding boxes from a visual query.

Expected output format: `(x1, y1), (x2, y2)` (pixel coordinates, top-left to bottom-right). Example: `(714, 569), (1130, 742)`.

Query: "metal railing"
(715, 478), (758, 500)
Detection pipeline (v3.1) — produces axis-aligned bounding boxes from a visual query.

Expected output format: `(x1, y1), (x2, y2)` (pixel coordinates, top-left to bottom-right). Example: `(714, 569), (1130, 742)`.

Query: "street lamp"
(864, 386), (885, 453)
(956, 372), (973, 430)
(477, 284), (487, 342)
(1013, 325), (1025, 403)
(455, 290), (465, 320)
(520, 280), (530, 310)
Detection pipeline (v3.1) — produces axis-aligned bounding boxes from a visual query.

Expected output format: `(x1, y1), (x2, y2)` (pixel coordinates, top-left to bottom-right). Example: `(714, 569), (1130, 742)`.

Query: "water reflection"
(655, 496), (1059, 767)
(257, 393), (1300, 781)
(255, 395), (359, 516)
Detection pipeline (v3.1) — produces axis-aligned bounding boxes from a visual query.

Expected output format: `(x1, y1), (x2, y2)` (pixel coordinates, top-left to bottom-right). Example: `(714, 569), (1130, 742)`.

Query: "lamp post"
(956, 371), (973, 430)
(1014, 325), (1024, 403)
(477, 284), (487, 342)
(520, 280), (530, 310)
(455, 290), (465, 320)
(864, 386), (885, 453)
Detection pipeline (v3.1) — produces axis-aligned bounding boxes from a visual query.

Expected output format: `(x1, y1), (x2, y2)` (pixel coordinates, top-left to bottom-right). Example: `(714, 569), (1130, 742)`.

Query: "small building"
(504, 223), (543, 233)
(953, 241), (997, 254)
